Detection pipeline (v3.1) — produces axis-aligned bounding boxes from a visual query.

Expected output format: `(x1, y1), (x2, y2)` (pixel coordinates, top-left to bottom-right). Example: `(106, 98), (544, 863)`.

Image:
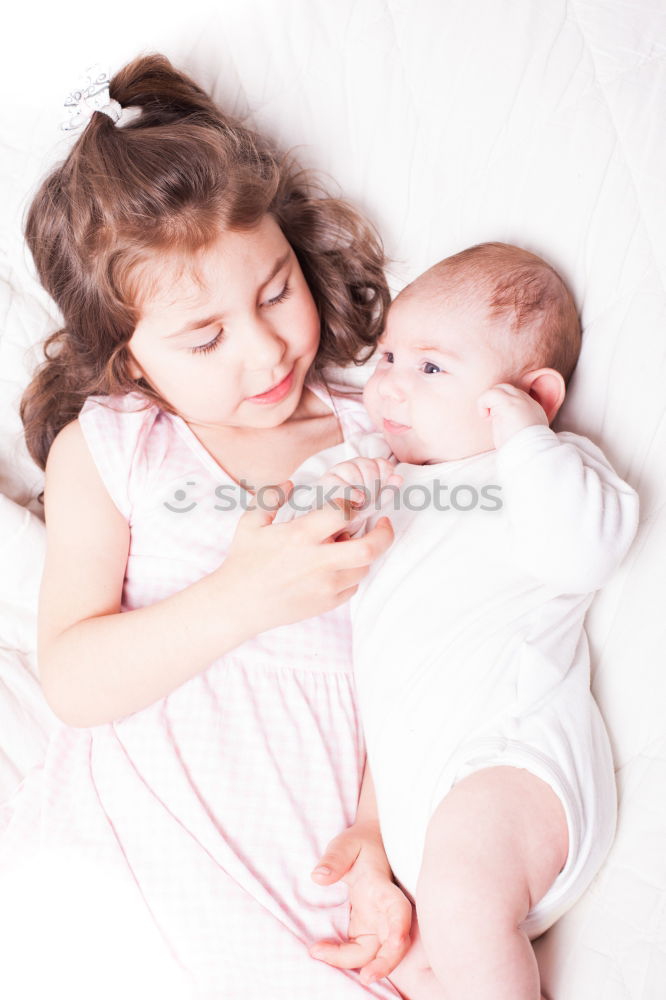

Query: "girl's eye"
(191, 330), (224, 356)
(190, 281), (291, 356)
(382, 351), (394, 363)
(422, 361), (444, 374)
(265, 281), (291, 307)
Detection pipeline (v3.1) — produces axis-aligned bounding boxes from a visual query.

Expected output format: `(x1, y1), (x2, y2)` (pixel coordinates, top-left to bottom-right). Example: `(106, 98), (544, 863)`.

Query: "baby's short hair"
(406, 242), (582, 385)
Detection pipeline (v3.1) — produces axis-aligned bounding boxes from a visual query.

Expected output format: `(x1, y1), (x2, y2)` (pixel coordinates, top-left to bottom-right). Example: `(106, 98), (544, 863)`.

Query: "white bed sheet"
(1, 1), (664, 997)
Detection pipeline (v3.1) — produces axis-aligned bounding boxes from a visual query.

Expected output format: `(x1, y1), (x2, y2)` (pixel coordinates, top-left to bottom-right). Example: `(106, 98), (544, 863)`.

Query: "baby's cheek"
(362, 379), (382, 428)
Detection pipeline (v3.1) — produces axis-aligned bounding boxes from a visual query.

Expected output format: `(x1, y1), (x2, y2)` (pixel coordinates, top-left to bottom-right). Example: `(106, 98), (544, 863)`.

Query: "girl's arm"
(39, 420), (393, 727)
(353, 757), (385, 840)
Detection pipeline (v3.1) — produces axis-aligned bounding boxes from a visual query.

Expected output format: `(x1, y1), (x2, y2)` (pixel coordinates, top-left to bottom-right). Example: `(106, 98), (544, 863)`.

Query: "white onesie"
(350, 423), (639, 937)
(278, 420), (639, 938)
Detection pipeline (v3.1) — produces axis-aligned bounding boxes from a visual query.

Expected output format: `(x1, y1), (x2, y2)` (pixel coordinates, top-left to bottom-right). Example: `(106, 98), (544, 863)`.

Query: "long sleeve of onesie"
(495, 424), (639, 594)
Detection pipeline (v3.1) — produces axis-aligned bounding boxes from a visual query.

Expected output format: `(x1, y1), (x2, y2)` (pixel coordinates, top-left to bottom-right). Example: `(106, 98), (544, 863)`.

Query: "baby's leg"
(391, 765), (567, 1000)
(385, 913), (448, 1000)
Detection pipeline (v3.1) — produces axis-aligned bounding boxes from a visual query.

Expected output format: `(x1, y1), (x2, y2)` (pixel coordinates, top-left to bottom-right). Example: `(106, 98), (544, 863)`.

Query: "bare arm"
(39, 420), (393, 727)
(40, 562), (253, 727)
(354, 756), (384, 839)
(38, 419), (247, 726)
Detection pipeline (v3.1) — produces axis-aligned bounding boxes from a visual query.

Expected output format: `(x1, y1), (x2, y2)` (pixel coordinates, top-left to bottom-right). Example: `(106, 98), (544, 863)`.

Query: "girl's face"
(127, 214), (321, 431)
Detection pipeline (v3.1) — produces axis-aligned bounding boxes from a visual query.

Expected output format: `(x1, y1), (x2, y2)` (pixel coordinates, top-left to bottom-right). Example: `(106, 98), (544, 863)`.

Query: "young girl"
(0, 54), (413, 998)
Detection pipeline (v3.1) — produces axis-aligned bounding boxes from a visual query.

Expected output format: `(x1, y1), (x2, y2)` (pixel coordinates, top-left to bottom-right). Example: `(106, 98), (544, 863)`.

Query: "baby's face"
(363, 289), (515, 464)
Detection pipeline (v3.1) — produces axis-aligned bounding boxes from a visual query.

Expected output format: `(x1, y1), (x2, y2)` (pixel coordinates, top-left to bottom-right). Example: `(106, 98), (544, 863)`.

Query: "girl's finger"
(311, 834), (361, 884)
(299, 499), (364, 541)
(360, 935), (409, 985)
(316, 481), (367, 511)
(331, 517), (394, 568)
(333, 565), (370, 593)
(360, 900), (412, 981)
(241, 480), (294, 526)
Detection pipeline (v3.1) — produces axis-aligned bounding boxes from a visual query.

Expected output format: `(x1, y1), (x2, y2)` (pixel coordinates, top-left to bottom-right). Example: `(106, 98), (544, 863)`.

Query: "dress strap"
(77, 391), (161, 523)
(306, 376), (367, 444)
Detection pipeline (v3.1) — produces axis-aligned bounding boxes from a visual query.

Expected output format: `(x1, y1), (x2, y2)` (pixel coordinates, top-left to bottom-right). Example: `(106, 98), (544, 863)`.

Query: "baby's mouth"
(383, 417), (411, 434)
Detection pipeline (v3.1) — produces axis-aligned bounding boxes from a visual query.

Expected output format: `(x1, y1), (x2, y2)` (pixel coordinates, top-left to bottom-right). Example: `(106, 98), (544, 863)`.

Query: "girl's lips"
(383, 417), (411, 434)
(247, 367), (295, 404)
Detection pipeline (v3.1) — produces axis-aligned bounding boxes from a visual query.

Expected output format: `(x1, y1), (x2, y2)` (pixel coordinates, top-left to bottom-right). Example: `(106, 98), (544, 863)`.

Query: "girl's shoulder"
(79, 388), (159, 418)
(78, 390), (166, 522)
(79, 390), (163, 463)
(80, 388), (158, 416)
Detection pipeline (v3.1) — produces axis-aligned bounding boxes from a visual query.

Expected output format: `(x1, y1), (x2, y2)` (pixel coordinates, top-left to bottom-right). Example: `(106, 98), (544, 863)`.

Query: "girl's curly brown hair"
(21, 52), (390, 483)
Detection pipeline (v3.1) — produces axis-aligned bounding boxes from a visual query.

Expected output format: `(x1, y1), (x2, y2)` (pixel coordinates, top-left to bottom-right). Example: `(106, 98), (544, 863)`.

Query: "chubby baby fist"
(318, 457), (402, 539)
(477, 383), (548, 449)
(319, 457), (402, 511)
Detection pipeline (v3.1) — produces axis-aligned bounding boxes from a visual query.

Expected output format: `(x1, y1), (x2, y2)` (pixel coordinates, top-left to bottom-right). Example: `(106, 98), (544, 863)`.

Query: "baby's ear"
(520, 368), (566, 424)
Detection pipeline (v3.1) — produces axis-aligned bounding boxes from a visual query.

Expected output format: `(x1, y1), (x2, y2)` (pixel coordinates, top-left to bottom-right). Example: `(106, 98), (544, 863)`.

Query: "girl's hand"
(477, 383), (548, 449)
(220, 481), (394, 637)
(309, 825), (412, 986)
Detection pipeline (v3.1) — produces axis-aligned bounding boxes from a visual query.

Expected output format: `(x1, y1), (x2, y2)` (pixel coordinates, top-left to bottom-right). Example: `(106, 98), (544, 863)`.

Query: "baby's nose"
(377, 371), (405, 401)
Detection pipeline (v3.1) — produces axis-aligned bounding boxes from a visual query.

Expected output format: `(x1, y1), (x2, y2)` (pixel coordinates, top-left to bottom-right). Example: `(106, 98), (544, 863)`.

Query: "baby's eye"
(422, 361), (444, 375)
(382, 351), (394, 363)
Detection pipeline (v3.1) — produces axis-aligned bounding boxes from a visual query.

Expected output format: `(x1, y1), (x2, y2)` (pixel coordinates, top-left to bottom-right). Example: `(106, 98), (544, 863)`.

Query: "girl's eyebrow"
(165, 251), (291, 339)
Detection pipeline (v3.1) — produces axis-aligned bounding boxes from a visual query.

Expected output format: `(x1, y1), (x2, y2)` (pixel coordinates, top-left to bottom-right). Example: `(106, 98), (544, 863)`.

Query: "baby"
(292, 242), (639, 999)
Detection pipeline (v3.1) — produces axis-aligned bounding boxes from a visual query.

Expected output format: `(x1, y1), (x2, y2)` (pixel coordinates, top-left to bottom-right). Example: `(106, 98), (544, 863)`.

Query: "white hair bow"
(60, 64), (123, 132)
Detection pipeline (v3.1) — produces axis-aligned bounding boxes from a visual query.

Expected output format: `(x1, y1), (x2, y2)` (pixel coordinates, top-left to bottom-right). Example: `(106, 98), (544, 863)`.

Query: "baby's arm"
(483, 390), (640, 593)
(39, 420), (393, 726)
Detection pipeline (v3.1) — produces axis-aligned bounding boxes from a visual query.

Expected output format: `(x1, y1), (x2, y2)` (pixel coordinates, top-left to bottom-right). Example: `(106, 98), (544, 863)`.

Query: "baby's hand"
(318, 458), (402, 513)
(306, 458), (402, 542)
(477, 383), (548, 449)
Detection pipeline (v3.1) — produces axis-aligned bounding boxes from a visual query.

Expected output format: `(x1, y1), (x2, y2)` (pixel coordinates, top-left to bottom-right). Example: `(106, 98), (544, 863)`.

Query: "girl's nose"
(245, 318), (286, 370)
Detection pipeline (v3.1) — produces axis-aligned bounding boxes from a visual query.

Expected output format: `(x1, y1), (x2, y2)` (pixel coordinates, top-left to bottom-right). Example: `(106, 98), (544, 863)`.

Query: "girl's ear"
(126, 351), (143, 381)
(519, 368), (566, 424)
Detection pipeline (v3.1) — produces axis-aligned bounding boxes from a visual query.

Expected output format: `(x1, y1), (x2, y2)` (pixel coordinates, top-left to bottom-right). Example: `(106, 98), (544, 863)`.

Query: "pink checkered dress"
(0, 380), (401, 999)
